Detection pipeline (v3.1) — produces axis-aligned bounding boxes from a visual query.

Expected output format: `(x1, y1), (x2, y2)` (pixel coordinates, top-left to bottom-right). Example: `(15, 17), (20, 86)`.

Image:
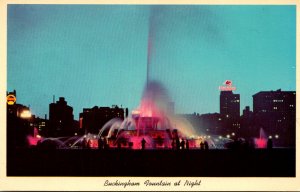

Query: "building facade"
(49, 97), (74, 137)
(7, 90), (33, 148)
(252, 89), (296, 147)
(79, 105), (125, 134)
(220, 91), (240, 118)
(219, 90), (241, 136)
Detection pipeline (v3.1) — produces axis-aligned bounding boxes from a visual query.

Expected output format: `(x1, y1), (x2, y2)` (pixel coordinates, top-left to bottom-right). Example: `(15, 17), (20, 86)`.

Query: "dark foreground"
(7, 148), (295, 177)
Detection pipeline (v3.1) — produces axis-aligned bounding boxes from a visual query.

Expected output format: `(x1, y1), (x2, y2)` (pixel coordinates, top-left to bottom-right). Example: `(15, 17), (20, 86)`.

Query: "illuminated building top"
(219, 80), (236, 91)
(7, 94), (16, 105)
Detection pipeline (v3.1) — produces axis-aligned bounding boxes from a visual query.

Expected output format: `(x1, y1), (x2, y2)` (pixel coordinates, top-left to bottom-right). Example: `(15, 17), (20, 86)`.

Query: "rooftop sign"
(7, 94), (16, 105)
(219, 80), (236, 91)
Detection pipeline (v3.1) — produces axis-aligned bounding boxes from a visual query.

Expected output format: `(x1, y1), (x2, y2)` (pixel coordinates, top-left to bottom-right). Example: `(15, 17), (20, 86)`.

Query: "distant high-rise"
(240, 106), (254, 137)
(49, 97), (74, 137)
(242, 106), (252, 117)
(253, 89), (295, 114)
(79, 105), (125, 134)
(252, 89), (296, 147)
(220, 91), (240, 118)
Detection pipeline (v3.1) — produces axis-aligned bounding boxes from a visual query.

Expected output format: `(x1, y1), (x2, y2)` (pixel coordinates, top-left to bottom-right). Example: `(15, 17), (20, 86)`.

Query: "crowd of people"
(80, 136), (274, 150)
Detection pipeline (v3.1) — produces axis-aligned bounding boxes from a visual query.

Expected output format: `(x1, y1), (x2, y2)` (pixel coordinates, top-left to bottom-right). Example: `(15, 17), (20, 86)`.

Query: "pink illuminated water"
(27, 127), (42, 146)
(254, 128), (267, 148)
(39, 9), (220, 150)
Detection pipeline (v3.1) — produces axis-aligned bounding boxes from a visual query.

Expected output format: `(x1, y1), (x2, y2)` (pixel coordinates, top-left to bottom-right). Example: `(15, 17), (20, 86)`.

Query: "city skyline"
(7, 5), (296, 119)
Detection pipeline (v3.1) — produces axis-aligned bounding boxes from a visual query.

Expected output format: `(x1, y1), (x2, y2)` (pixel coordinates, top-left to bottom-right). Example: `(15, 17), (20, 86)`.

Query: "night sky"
(7, 5), (296, 119)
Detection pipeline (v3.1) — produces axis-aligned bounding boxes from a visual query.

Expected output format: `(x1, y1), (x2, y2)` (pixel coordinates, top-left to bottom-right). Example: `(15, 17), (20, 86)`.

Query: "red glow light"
(255, 138), (267, 148)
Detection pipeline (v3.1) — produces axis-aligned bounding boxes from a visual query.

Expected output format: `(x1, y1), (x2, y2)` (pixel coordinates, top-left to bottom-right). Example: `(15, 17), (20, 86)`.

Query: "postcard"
(1, 1), (299, 191)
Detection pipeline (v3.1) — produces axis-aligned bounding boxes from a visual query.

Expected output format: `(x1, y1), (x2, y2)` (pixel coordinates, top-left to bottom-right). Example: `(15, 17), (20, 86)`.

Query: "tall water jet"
(146, 6), (165, 87)
(254, 128), (267, 148)
(61, 7), (217, 150)
(146, 30), (151, 88)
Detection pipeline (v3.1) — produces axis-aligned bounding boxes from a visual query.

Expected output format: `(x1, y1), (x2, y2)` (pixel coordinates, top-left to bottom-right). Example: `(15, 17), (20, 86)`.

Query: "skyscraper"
(252, 89), (296, 147)
(218, 80), (241, 136)
(49, 97), (74, 137)
(220, 91), (240, 118)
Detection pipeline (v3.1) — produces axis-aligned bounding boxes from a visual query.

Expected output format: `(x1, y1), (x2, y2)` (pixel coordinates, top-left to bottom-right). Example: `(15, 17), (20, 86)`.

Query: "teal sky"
(8, 5), (296, 119)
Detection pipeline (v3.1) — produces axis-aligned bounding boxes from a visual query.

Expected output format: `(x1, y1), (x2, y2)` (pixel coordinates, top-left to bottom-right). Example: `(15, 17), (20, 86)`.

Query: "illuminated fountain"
(38, 8), (218, 150)
(84, 8), (204, 150)
(27, 127), (42, 146)
(254, 128), (267, 149)
(36, 80), (205, 150)
(93, 80), (200, 150)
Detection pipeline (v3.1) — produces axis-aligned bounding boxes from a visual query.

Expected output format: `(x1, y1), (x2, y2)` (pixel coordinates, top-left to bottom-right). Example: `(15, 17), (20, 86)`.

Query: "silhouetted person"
(180, 139), (185, 150)
(141, 138), (146, 150)
(129, 142), (133, 149)
(117, 142), (121, 149)
(83, 138), (88, 149)
(200, 142), (205, 150)
(87, 140), (92, 149)
(171, 139), (176, 150)
(267, 138), (273, 150)
(98, 138), (104, 150)
(186, 140), (189, 150)
(104, 138), (109, 149)
(176, 138), (180, 150)
(204, 141), (209, 150)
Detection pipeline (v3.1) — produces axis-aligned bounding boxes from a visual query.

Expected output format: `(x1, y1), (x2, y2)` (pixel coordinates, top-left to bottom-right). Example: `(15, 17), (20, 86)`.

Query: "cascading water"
(37, 7), (217, 150)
